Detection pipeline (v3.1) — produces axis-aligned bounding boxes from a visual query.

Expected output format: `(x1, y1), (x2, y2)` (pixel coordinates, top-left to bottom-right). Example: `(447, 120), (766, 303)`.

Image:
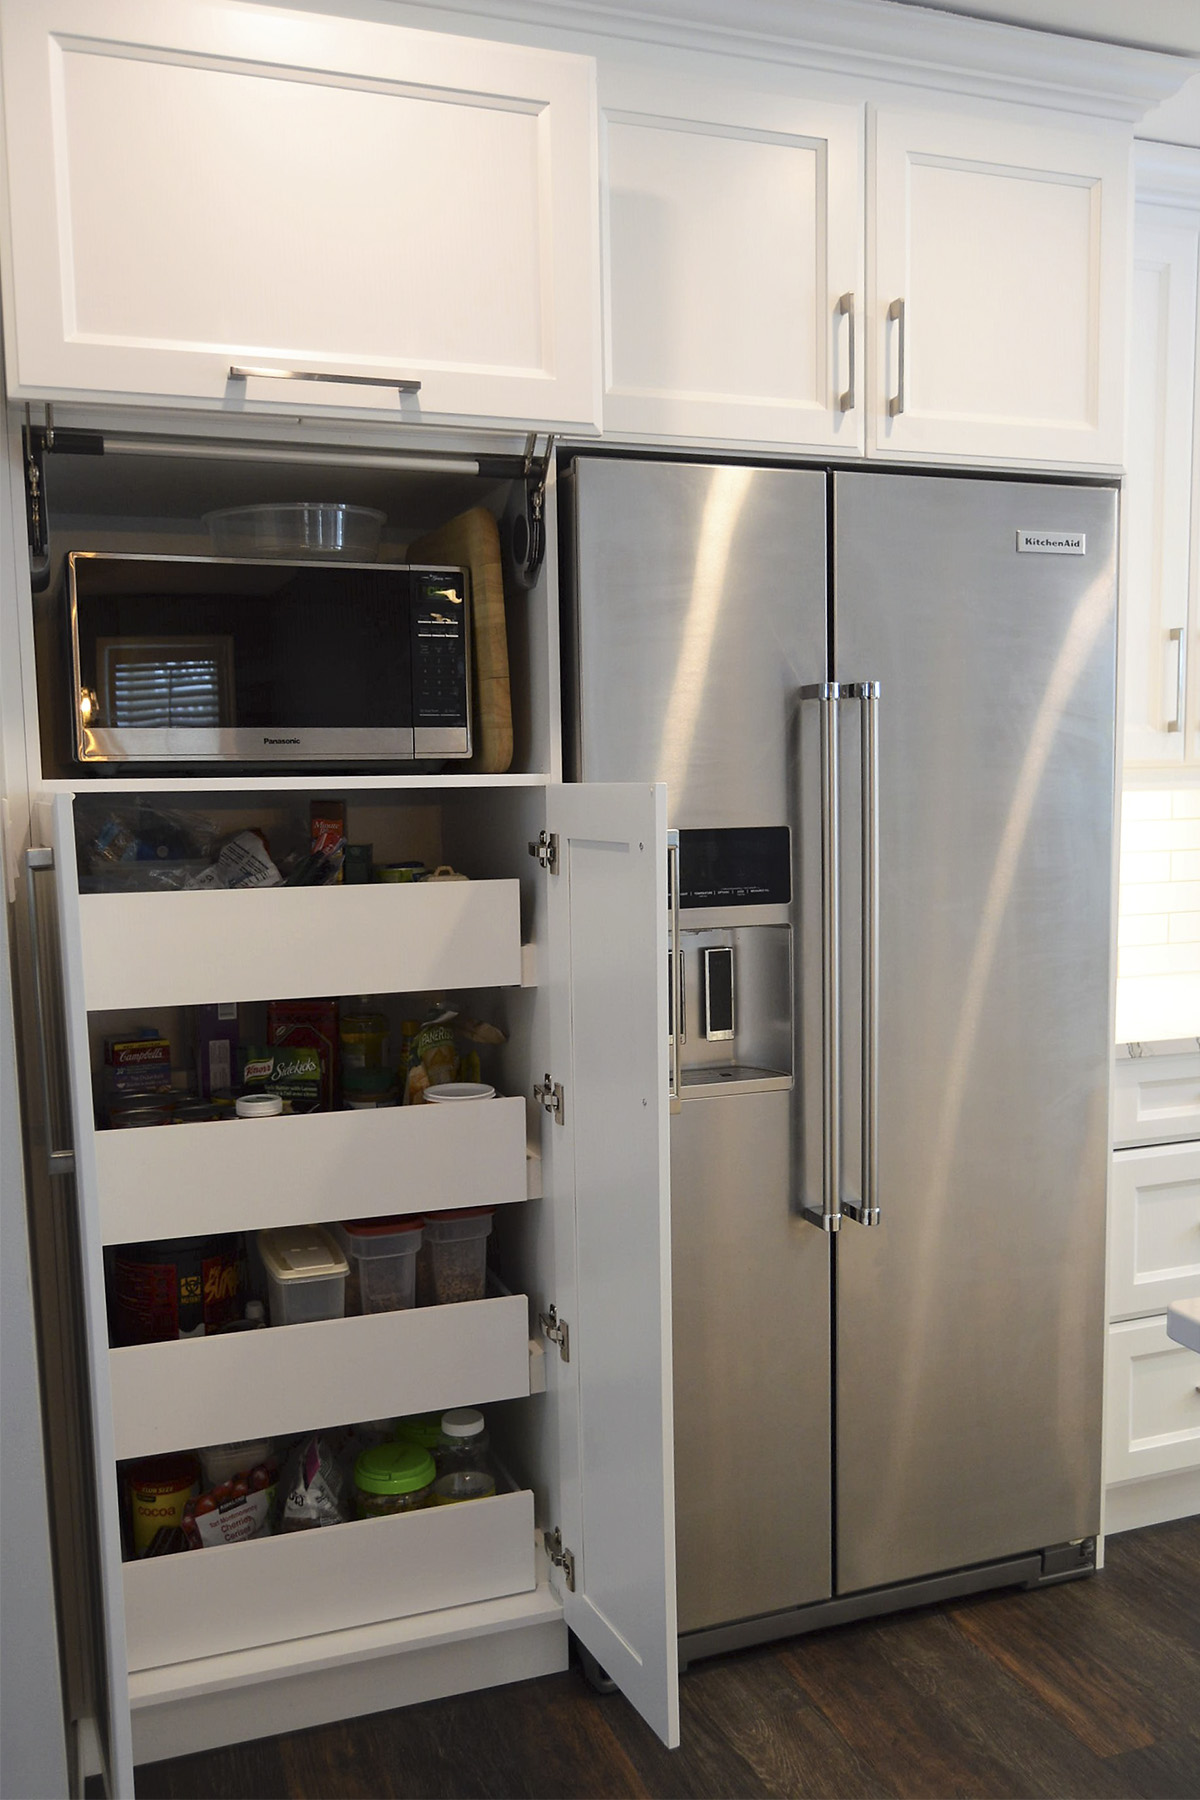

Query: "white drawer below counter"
(1112, 1048), (1200, 1149)
(109, 1296), (533, 1461)
(1108, 1140), (1200, 1319)
(1104, 1314), (1200, 1487)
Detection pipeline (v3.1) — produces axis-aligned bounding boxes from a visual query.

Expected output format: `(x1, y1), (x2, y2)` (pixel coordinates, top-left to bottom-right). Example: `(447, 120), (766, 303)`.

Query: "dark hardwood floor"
(137, 1518), (1200, 1800)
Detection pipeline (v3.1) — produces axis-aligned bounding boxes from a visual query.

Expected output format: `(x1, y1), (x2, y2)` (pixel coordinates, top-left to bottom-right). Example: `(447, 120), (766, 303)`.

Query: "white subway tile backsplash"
(1118, 789), (1200, 1038)
(1119, 914), (1170, 947)
(1120, 851), (1172, 885)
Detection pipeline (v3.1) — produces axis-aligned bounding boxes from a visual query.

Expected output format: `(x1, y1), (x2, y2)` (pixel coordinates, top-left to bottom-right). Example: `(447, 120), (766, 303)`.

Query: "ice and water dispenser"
(670, 826), (793, 1095)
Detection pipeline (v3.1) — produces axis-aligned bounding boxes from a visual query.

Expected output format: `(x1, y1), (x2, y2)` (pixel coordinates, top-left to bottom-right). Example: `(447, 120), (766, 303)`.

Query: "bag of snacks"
(277, 1432), (352, 1532)
(402, 1010), (506, 1104)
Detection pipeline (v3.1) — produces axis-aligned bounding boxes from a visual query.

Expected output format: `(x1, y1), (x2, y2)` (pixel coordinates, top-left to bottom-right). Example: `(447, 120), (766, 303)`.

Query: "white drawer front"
(1112, 1052), (1200, 1147)
(1105, 1315), (1200, 1484)
(95, 1096), (529, 1245)
(78, 880), (522, 1011)
(1109, 1142), (1200, 1318)
(123, 1488), (536, 1672)
(109, 1296), (532, 1461)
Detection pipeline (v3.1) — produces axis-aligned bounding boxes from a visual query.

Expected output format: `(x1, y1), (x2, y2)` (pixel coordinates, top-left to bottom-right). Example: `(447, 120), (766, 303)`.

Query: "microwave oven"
(67, 552), (471, 766)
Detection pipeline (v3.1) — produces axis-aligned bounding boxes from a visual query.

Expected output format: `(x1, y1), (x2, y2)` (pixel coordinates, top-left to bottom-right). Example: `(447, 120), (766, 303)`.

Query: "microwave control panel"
(411, 569), (470, 757)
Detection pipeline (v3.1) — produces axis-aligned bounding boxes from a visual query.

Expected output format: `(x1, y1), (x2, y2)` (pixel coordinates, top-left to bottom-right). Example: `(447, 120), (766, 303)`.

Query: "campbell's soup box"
(104, 1032), (172, 1099)
(111, 1234), (245, 1345)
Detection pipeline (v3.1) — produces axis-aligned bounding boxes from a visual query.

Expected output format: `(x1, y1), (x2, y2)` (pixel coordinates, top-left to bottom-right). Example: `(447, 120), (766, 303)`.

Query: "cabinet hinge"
(22, 405), (104, 593)
(527, 830), (559, 874)
(539, 1303), (570, 1363)
(532, 1073), (565, 1125)
(545, 1526), (576, 1593)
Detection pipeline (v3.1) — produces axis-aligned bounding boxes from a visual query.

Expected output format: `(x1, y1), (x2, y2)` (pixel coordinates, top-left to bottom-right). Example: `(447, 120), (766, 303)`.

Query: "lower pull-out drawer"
(123, 1488), (537, 1671)
(1105, 1314), (1200, 1485)
(1109, 1141), (1200, 1319)
(109, 1295), (532, 1460)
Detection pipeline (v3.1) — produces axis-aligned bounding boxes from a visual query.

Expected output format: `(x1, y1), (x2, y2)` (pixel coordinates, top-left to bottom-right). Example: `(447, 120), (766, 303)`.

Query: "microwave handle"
(229, 365), (422, 398)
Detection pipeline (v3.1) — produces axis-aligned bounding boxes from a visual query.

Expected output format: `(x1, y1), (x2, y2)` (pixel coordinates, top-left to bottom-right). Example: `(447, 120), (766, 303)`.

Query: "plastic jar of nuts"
(353, 1442), (436, 1518)
(416, 1209), (494, 1305)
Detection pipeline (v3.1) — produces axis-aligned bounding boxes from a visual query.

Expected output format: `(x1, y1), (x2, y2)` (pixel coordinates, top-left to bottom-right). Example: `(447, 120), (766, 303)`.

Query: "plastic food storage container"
(431, 1469), (496, 1504)
(256, 1225), (348, 1325)
(202, 503), (385, 560)
(393, 1412), (444, 1453)
(435, 1407), (494, 1482)
(416, 1209), (494, 1306)
(332, 1216), (423, 1314)
(353, 1442), (435, 1517)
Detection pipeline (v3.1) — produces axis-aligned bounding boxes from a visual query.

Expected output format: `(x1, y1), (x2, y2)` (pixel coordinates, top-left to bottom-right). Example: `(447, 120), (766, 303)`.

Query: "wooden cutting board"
(409, 507), (513, 774)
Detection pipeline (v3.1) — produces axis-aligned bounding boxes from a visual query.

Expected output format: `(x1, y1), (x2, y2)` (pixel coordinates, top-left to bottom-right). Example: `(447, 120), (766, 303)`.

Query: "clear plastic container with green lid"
(394, 1412), (443, 1453)
(353, 1441), (435, 1518)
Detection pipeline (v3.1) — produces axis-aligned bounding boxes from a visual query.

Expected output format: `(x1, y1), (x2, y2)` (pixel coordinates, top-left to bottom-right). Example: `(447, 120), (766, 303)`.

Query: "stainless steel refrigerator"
(559, 456), (1117, 1658)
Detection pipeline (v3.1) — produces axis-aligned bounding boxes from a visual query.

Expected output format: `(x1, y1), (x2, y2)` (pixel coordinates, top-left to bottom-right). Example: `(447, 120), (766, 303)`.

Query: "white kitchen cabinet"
(869, 108), (1128, 468)
(0, 0), (600, 431)
(1121, 157), (1200, 769)
(37, 779), (677, 1795)
(598, 66), (864, 452)
(1105, 1046), (1200, 1534)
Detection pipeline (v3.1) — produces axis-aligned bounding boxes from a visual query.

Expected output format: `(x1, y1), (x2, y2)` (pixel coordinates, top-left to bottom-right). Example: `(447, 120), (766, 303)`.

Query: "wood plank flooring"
(136, 1518), (1200, 1799)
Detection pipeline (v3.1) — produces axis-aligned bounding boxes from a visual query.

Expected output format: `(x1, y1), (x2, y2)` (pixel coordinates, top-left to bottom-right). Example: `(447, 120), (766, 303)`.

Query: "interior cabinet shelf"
(122, 1488), (537, 1673)
(76, 879), (523, 1010)
(94, 1096), (529, 1244)
(108, 1294), (534, 1462)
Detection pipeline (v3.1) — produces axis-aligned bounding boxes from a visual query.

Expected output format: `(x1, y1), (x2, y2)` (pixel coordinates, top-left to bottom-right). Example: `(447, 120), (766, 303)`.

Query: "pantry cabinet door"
(0, 0), (600, 429)
(541, 781), (678, 1748)
(1122, 210), (1200, 767)
(870, 108), (1127, 468)
(600, 65), (863, 451)
(45, 796), (135, 1798)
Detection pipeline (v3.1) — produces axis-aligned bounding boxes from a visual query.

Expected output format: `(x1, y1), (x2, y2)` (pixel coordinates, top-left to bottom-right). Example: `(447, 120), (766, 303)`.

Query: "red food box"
(267, 1000), (339, 1110)
(104, 1033), (172, 1096)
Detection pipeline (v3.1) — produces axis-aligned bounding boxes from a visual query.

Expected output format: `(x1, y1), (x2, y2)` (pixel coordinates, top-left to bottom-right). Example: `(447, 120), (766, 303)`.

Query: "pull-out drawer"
(95, 1096), (529, 1243)
(1105, 1315), (1200, 1485)
(77, 879), (522, 1011)
(1109, 1141), (1200, 1319)
(1112, 1051), (1200, 1148)
(123, 1489), (536, 1672)
(109, 1295), (532, 1461)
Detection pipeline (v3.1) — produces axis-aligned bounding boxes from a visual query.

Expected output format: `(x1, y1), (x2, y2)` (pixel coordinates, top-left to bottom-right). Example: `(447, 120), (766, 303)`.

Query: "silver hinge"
(527, 830), (559, 873)
(532, 1073), (565, 1124)
(539, 1303), (570, 1363)
(545, 1526), (576, 1592)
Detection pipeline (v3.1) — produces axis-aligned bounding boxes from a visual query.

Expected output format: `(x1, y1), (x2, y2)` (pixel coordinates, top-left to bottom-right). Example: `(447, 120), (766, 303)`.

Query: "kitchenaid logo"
(1016, 530), (1085, 555)
(262, 735), (301, 745)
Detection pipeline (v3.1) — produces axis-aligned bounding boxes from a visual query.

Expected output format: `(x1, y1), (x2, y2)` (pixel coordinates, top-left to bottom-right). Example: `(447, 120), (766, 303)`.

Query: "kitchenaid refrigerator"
(559, 455), (1117, 1656)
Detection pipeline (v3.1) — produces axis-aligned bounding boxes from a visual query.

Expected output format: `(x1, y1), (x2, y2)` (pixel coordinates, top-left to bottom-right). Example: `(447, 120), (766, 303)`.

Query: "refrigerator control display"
(678, 826), (790, 909)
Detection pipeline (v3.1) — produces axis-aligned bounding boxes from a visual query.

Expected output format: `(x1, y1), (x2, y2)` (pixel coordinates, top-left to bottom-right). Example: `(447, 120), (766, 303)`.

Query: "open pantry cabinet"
(34, 777), (678, 1796)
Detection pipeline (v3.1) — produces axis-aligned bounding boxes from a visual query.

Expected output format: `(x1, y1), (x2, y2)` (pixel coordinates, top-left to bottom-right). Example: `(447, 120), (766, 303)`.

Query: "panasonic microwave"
(67, 552), (471, 767)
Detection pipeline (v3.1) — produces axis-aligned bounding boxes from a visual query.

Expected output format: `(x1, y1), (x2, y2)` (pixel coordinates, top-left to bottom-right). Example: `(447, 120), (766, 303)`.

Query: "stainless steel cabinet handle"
(887, 298), (906, 418)
(841, 683), (881, 1227)
(1168, 627), (1186, 734)
(837, 292), (856, 414)
(24, 847), (75, 1179)
(799, 684), (842, 1233)
(668, 831), (683, 1111)
(229, 365), (422, 397)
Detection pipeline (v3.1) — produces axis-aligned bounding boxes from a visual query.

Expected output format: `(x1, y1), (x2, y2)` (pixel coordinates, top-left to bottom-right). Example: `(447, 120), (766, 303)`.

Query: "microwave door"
(86, 635), (237, 760)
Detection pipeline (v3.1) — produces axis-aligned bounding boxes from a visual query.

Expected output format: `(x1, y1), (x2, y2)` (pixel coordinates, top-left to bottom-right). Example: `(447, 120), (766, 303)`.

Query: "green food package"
(242, 1045), (323, 1113)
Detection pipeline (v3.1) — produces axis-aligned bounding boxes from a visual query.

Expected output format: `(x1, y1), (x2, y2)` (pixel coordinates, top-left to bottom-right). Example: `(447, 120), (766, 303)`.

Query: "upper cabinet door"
(1123, 209), (1200, 768)
(541, 781), (679, 1748)
(599, 67), (864, 451)
(870, 109), (1128, 468)
(0, 0), (600, 429)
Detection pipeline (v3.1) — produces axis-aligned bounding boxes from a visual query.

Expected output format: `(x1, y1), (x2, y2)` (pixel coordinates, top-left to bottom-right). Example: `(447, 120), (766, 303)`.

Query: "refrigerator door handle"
(668, 830), (683, 1113)
(799, 682), (842, 1233)
(841, 682), (882, 1227)
(24, 846), (76, 1179)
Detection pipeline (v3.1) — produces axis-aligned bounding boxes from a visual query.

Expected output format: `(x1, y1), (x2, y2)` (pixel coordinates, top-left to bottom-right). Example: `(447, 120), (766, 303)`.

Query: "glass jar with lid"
(434, 1408), (494, 1484)
(353, 1442), (435, 1518)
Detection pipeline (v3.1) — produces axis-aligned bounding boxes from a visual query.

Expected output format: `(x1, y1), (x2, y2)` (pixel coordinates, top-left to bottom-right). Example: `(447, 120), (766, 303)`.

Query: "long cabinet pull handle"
(1168, 627), (1186, 734)
(887, 298), (906, 418)
(799, 684), (842, 1233)
(840, 683), (882, 1227)
(229, 365), (422, 397)
(24, 847), (75, 1179)
(668, 832), (683, 1111)
(837, 292), (856, 414)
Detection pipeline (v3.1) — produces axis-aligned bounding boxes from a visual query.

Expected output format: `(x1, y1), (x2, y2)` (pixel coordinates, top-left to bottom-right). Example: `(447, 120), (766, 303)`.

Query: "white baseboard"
(1104, 1468), (1200, 1535)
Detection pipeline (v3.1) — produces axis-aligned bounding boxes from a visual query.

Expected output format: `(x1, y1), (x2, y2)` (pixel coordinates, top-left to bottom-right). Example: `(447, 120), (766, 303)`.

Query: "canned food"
(125, 1453), (200, 1557)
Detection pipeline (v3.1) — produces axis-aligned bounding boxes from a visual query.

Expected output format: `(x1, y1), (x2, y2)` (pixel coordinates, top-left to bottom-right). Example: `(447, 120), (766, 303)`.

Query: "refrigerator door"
(832, 472), (1116, 1594)
(563, 456), (834, 1631)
